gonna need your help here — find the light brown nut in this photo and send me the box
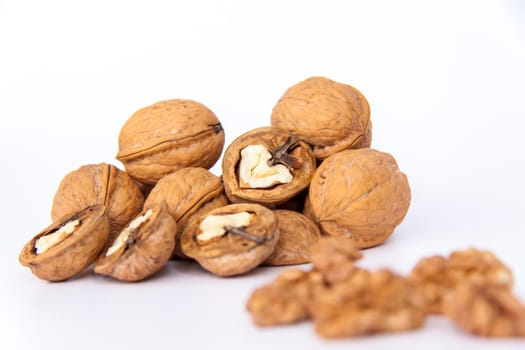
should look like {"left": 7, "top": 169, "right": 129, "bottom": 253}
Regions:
{"left": 409, "top": 248, "right": 514, "bottom": 314}
{"left": 310, "top": 236, "right": 362, "bottom": 284}
{"left": 247, "top": 268, "right": 312, "bottom": 326}
{"left": 19, "top": 205, "right": 109, "bottom": 282}
{"left": 181, "top": 203, "right": 279, "bottom": 277}
{"left": 94, "top": 202, "right": 176, "bottom": 282}
{"left": 143, "top": 167, "right": 229, "bottom": 257}
{"left": 222, "top": 127, "right": 316, "bottom": 207}
{"left": 271, "top": 76, "right": 371, "bottom": 160}
{"left": 51, "top": 163, "right": 144, "bottom": 239}
{"left": 310, "top": 269, "right": 426, "bottom": 338}
{"left": 304, "top": 148, "right": 411, "bottom": 248}
{"left": 443, "top": 278, "right": 525, "bottom": 337}
{"left": 263, "top": 210, "right": 321, "bottom": 266}
{"left": 116, "top": 99, "right": 225, "bottom": 185}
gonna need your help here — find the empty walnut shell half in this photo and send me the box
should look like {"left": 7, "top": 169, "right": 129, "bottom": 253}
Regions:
{"left": 222, "top": 127, "right": 316, "bottom": 207}
{"left": 271, "top": 76, "right": 372, "bottom": 160}
{"left": 94, "top": 202, "right": 176, "bottom": 282}
{"left": 263, "top": 210, "right": 321, "bottom": 266}
{"left": 181, "top": 203, "right": 279, "bottom": 277}
{"left": 19, "top": 205, "right": 110, "bottom": 282}
{"left": 51, "top": 163, "right": 144, "bottom": 239}
{"left": 304, "top": 148, "right": 411, "bottom": 248}
{"left": 144, "top": 167, "right": 229, "bottom": 257}
{"left": 116, "top": 99, "right": 225, "bottom": 185}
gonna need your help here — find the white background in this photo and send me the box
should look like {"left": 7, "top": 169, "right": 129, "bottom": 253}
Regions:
{"left": 1, "top": 0, "right": 524, "bottom": 349}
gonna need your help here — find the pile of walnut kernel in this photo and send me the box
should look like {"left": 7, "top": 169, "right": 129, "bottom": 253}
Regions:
{"left": 247, "top": 237, "right": 525, "bottom": 338}
{"left": 18, "top": 76, "right": 524, "bottom": 339}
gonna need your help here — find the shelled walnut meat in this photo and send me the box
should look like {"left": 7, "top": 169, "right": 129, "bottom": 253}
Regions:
{"left": 409, "top": 248, "right": 514, "bottom": 314}
{"left": 222, "top": 127, "right": 316, "bottom": 207}
{"left": 247, "top": 268, "right": 313, "bottom": 326}
{"left": 271, "top": 76, "right": 372, "bottom": 160}
{"left": 309, "top": 269, "right": 426, "bottom": 338}
{"left": 263, "top": 210, "right": 321, "bottom": 266}
{"left": 94, "top": 202, "right": 176, "bottom": 282}
{"left": 443, "top": 278, "right": 525, "bottom": 337}
{"left": 51, "top": 163, "right": 144, "bottom": 239}
{"left": 19, "top": 205, "right": 110, "bottom": 282}
{"left": 304, "top": 148, "right": 411, "bottom": 248}
{"left": 181, "top": 203, "right": 279, "bottom": 276}
{"left": 117, "top": 99, "right": 225, "bottom": 185}
{"left": 143, "top": 167, "right": 229, "bottom": 257}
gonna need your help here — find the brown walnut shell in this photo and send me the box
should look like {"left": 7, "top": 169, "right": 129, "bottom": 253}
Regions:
{"left": 304, "top": 148, "right": 411, "bottom": 248}
{"left": 181, "top": 203, "right": 279, "bottom": 277}
{"left": 19, "top": 205, "right": 110, "bottom": 282}
{"left": 51, "top": 163, "right": 144, "bottom": 239}
{"left": 116, "top": 99, "right": 225, "bottom": 185}
{"left": 263, "top": 210, "right": 321, "bottom": 266}
{"left": 222, "top": 127, "right": 316, "bottom": 207}
{"left": 271, "top": 76, "right": 372, "bottom": 160}
{"left": 144, "top": 167, "right": 229, "bottom": 257}
{"left": 94, "top": 202, "right": 176, "bottom": 282}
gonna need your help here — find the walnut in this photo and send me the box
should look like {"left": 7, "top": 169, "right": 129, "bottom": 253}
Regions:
{"left": 180, "top": 203, "right": 279, "bottom": 276}
{"left": 271, "top": 76, "right": 371, "bottom": 160}
{"left": 305, "top": 148, "right": 411, "bottom": 248}
{"left": 409, "top": 248, "right": 513, "bottom": 314}
{"left": 222, "top": 127, "right": 316, "bottom": 207}
{"left": 51, "top": 163, "right": 144, "bottom": 239}
{"left": 246, "top": 268, "right": 312, "bottom": 326}
{"left": 143, "top": 167, "right": 229, "bottom": 258}
{"left": 19, "top": 205, "right": 110, "bottom": 282}
{"left": 263, "top": 210, "right": 321, "bottom": 266}
{"left": 310, "top": 236, "right": 362, "bottom": 284}
{"left": 117, "top": 99, "right": 225, "bottom": 185}
{"left": 94, "top": 202, "right": 176, "bottom": 282}
{"left": 310, "top": 269, "right": 426, "bottom": 338}
{"left": 443, "top": 278, "right": 525, "bottom": 337}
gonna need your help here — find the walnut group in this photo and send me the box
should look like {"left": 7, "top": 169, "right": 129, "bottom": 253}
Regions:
{"left": 19, "top": 76, "right": 525, "bottom": 339}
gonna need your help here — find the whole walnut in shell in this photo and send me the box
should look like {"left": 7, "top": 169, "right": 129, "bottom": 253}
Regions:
{"left": 94, "top": 202, "right": 176, "bottom": 282}
{"left": 271, "top": 76, "right": 371, "bottom": 160}
{"left": 222, "top": 127, "right": 316, "bottom": 207}
{"left": 117, "top": 99, "right": 225, "bottom": 185}
{"left": 263, "top": 210, "right": 321, "bottom": 266}
{"left": 304, "top": 148, "right": 411, "bottom": 248}
{"left": 181, "top": 203, "right": 279, "bottom": 277}
{"left": 144, "top": 167, "right": 229, "bottom": 257}
{"left": 51, "top": 163, "right": 144, "bottom": 238}
{"left": 19, "top": 205, "right": 110, "bottom": 282}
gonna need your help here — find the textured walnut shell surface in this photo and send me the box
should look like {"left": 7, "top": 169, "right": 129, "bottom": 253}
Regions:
{"left": 271, "top": 76, "right": 372, "bottom": 160}
{"left": 263, "top": 210, "right": 321, "bottom": 266}
{"left": 181, "top": 203, "right": 279, "bottom": 277}
{"left": 222, "top": 127, "right": 316, "bottom": 207}
{"left": 51, "top": 163, "right": 144, "bottom": 239}
{"left": 19, "top": 205, "right": 109, "bottom": 282}
{"left": 94, "top": 202, "right": 176, "bottom": 282}
{"left": 305, "top": 148, "right": 411, "bottom": 248}
{"left": 117, "top": 99, "right": 225, "bottom": 184}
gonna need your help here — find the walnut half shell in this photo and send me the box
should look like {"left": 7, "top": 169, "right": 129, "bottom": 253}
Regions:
{"left": 181, "top": 203, "right": 279, "bottom": 276}
{"left": 222, "top": 127, "right": 316, "bottom": 207}
{"left": 94, "top": 202, "right": 176, "bottom": 282}
{"left": 19, "top": 205, "right": 109, "bottom": 282}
